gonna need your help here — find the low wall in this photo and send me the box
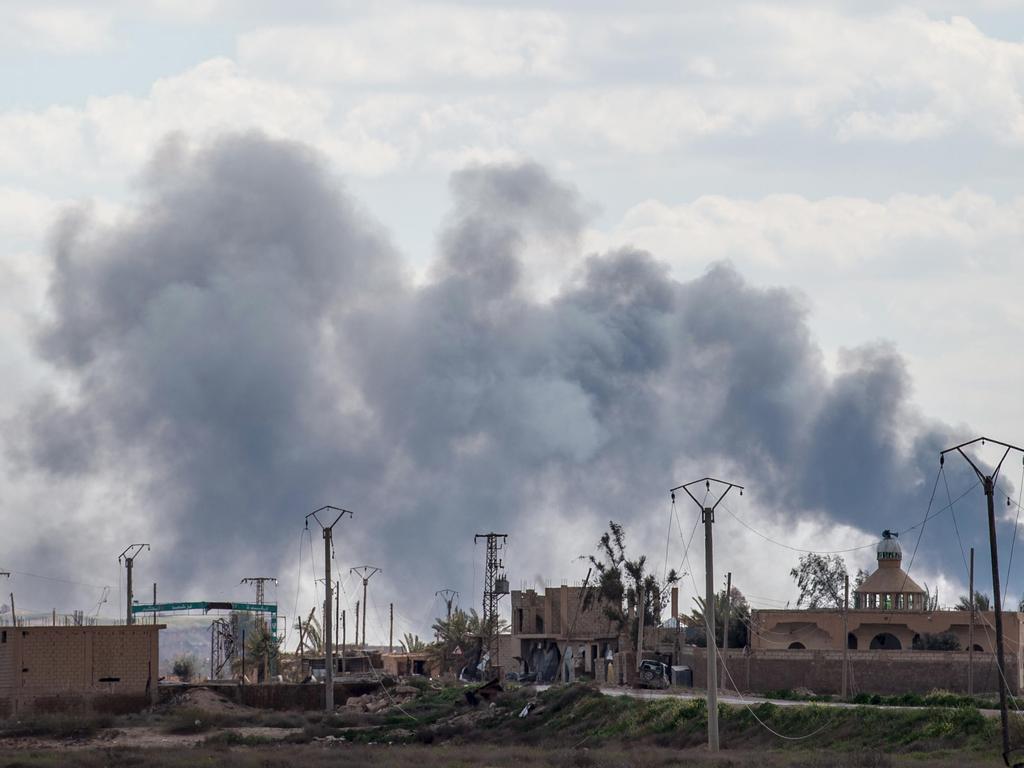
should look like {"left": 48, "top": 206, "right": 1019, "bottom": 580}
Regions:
{"left": 678, "top": 648, "right": 1019, "bottom": 696}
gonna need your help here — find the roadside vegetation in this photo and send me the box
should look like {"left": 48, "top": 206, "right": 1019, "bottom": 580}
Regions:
{"left": 0, "top": 681, "right": 1013, "bottom": 765}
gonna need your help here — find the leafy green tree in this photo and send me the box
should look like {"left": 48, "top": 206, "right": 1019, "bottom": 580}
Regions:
{"left": 582, "top": 521, "right": 679, "bottom": 649}
{"left": 690, "top": 585, "right": 750, "bottom": 648}
{"left": 955, "top": 592, "right": 991, "bottom": 612}
{"left": 790, "top": 553, "right": 849, "bottom": 609}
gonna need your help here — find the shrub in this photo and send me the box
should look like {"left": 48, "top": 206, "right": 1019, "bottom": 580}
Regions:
{"left": 171, "top": 653, "right": 200, "bottom": 682}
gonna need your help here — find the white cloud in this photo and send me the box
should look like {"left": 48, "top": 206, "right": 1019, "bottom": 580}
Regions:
{"left": 0, "top": 5, "right": 113, "bottom": 54}
{"left": 238, "top": 6, "right": 571, "bottom": 84}
{"left": 0, "top": 58, "right": 402, "bottom": 182}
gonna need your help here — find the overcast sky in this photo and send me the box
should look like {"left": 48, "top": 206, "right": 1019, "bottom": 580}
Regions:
{"left": 3, "top": 1, "right": 1024, "bottom": 644}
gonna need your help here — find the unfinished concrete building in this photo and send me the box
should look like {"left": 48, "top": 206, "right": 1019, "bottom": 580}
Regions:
{"left": 0, "top": 624, "right": 162, "bottom": 716}
{"left": 509, "top": 585, "right": 621, "bottom": 683}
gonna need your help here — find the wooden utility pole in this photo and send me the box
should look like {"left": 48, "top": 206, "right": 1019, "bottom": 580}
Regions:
{"left": 636, "top": 583, "right": 646, "bottom": 672}
{"left": 153, "top": 584, "right": 157, "bottom": 625}
{"left": 671, "top": 477, "right": 743, "bottom": 754}
{"left": 968, "top": 547, "right": 975, "bottom": 697}
{"left": 305, "top": 506, "right": 354, "bottom": 713}
{"left": 842, "top": 573, "right": 849, "bottom": 699}
{"left": 355, "top": 601, "right": 360, "bottom": 647}
{"left": 389, "top": 603, "right": 394, "bottom": 653}
{"left": 350, "top": 567, "right": 381, "bottom": 650}
{"left": 722, "top": 572, "right": 731, "bottom": 691}
{"left": 341, "top": 610, "right": 346, "bottom": 674}
{"left": 941, "top": 437, "right": 1023, "bottom": 765}
{"left": 118, "top": 544, "right": 149, "bottom": 625}
{"left": 8, "top": 593, "right": 14, "bottom": 627}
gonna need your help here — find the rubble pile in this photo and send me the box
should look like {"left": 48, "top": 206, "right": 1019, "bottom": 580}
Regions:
{"left": 344, "top": 684, "right": 421, "bottom": 713}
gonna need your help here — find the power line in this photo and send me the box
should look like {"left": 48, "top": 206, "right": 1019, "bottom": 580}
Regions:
{"left": 719, "top": 479, "right": 980, "bottom": 556}
{"left": 0, "top": 569, "right": 109, "bottom": 591}
{"left": 898, "top": 466, "right": 943, "bottom": 595}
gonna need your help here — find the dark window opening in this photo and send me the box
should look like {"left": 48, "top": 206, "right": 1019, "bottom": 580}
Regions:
{"left": 1, "top": 631, "right": 5, "bottom": 643}
{"left": 847, "top": 633, "right": 858, "bottom": 650}
{"left": 870, "top": 632, "right": 902, "bottom": 650}
{"left": 788, "top": 642, "right": 806, "bottom": 650}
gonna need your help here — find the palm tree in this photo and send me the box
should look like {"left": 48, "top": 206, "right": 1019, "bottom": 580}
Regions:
{"left": 690, "top": 585, "right": 750, "bottom": 648}
{"left": 956, "top": 592, "right": 991, "bottom": 612}
{"left": 400, "top": 632, "right": 427, "bottom": 652}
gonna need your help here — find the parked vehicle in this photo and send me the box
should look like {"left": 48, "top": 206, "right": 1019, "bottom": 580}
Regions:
{"left": 637, "top": 659, "right": 669, "bottom": 689}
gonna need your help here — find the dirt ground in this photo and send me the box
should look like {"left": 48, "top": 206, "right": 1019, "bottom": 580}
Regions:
{"left": 0, "top": 743, "right": 1004, "bottom": 767}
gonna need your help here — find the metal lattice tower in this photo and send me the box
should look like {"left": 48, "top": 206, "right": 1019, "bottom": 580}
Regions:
{"left": 474, "top": 533, "right": 508, "bottom": 667}
{"left": 210, "top": 618, "right": 234, "bottom": 679}
{"left": 240, "top": 577, "right": 277, "bottom": 630}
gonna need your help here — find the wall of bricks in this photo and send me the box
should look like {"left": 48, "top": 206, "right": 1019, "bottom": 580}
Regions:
{"left": 0, "top": 625, "right": 162, "bottom": 715}
{"left": 679, "top": 647, "right": 1019, "bottom": 697}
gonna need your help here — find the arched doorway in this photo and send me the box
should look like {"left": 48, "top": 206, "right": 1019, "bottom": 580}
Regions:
{"left": 788, "top": 642, "right": 805, "bottom": 650}
{"left": 870, "top": 632, "right": 901, "bottom": 650}
{"left": 847, "top": 633, "right": 858, "bottom": 650}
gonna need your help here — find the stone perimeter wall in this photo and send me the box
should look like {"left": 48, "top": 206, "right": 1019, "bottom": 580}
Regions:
{"left": 679, "top": 648, "right": 1020, "bottom": 696}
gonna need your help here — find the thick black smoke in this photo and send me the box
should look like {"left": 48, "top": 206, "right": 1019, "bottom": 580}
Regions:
{"left": 9, "top": 133, "right": 1001, "bottom": 630}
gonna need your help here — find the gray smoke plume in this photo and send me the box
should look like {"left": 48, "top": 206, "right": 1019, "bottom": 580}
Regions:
{"left": 7, "top": 132, "right": 1002, "bottom": 629}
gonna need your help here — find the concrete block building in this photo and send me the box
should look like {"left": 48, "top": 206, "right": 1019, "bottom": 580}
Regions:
{"left": 0, "top": 624, "right": 163, "bottom": 716}
{"left": 509, "top": 585, "right": 621, "bottom": 682}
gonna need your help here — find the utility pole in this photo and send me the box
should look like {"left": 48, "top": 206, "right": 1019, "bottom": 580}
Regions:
{"left": 118, "top": 544, "right": 150, "bottom": 626}
{"left": 969, "top": 547, "right": 975, "bottom": 697}
{"left": 436, "top": 589, "right": 459, "bottom": 621}
{"left": 389, "top": 603, "right": 394, "bottom": 653}
{"left": 474, "top": 533, "right": 509, "bottom": 676}
{"left": 305, "top": 506, "right": 353, "bottom": 713}
{"left": 355, "top": 601, "right": 360, "bottom": 647}
{"left": 636, "top": 582, "right": 646, "bottom": 672}
{"left": 671, "top": 477, "right": 744, "bottom": 754}
{"left": 723, "top": 572, "right": 731, "bottom": 691}
{"left": 842, "top": 573, "right": 849, "bottom": 699}
{"left": 153, "top": 584, "right": 157, "bottom": 626}
{"left": 941, "top": 436, "right": 1023, "bottom": 766}
{"left": 1, "top": 573, "right": 8, "bottom": 627}
{"left": 341, "top": 609, "right": 346, "bottom": 674}
{"left": 350, "top": 566, "right": 381, "bottom": 650}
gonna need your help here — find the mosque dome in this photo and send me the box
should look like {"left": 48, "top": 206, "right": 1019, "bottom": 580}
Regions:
{"left": 877, "top": 529, "right": 902, "bottom": 562}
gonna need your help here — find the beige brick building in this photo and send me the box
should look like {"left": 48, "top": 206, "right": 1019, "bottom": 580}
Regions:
{"left": 0, "top": 625, "right": 162, "bottom": 716}
{"left": 743, "top": 531, "right": 1024, "bottom": 694}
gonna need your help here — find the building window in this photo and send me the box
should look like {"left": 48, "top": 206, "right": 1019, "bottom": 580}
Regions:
{"left": 908, "top": 594, "right": 915, "bottom": 610}
{"left": 884, "top": 594, "right": 893, "bottom": 610}
{"left": 1, "top": 631, "right": 5, "bottom": 643}
{"left": 897, "top": 594, "right": 905, "bottom": 610}
{"left": 788, "top": 642, "right": 805, "bottom": 650}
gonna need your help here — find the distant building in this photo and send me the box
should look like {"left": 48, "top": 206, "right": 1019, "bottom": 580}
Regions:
{"left": 751, "top": 531, "right": 1022, "bottom": 655}
{"left": 0, "top": 624, "right": 162, "bottom": 716}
